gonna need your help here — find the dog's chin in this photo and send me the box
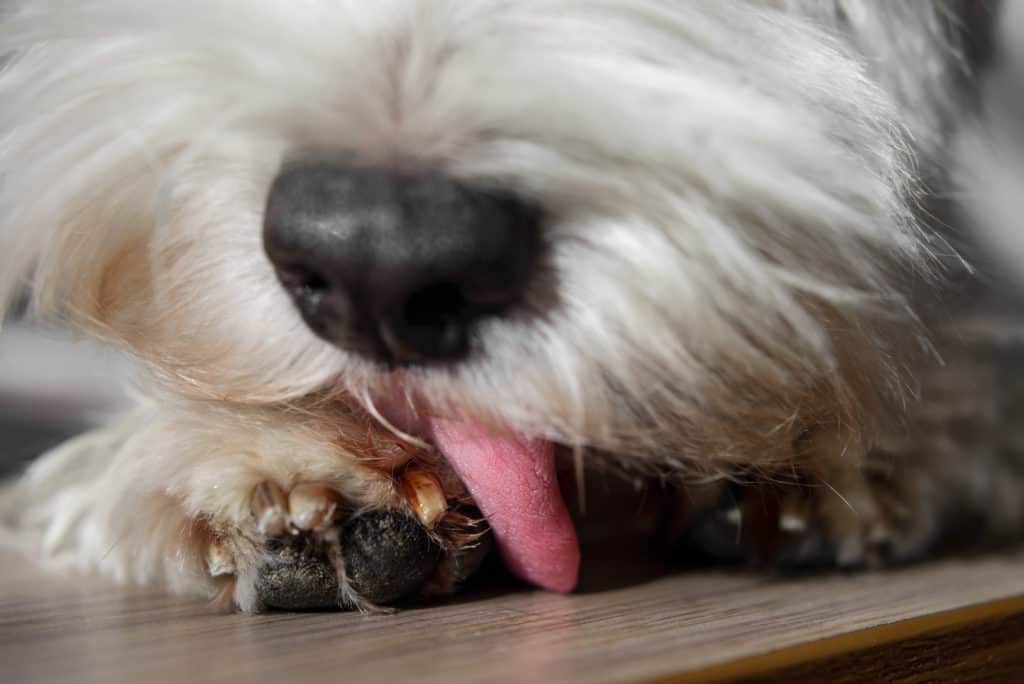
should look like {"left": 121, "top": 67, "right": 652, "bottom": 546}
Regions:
{"left": 367, "top": 387, "right": 581, "bottom": 593}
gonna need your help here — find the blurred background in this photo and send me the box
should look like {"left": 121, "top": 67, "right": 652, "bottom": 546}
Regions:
{"left": 0, "top": 314, "right": 130, "bottom": 478}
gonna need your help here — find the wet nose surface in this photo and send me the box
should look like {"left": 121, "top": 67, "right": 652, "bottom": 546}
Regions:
{"left": 263, "top": 162, "right": 542, "bottom": 365}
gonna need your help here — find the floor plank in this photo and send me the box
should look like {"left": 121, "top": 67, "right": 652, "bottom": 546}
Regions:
{"left": 2, "top": 549, "right": 1023, "bottom": 683}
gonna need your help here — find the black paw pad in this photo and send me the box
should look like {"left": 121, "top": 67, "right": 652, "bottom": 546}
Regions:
{"left": 342, "top": 510, "right": 442, "bottom": 604}
{"left": 254, "top": 543, "right": 340, "bottom": 611}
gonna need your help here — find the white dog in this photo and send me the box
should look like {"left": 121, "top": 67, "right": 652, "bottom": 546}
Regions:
{"left": 2, "top": 0, "right": 1023, "bottom": 612}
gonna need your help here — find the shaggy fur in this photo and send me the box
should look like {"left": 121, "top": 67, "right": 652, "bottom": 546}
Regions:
{"left": 2, "top": 0, "right": 1023, "bottom": 610}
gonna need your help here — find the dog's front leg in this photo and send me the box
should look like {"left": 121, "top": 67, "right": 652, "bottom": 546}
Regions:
{"left": 4, "top": 401, "right": 488, "bottom": 612}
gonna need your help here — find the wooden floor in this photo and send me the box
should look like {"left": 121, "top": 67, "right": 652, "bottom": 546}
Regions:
{"left": 3, "top": 548, "right": 1023, "bottom": 683}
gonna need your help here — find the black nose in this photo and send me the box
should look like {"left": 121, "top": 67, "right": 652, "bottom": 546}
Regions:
{"left": 263, "top": 161, "right": 542, "bottom": 365}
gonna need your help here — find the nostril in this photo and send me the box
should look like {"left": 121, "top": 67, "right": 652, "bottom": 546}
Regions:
{"left": 277, "top": 265, "right": 330, "bottom": 313}
{"left": 403, "top": 283, "right": 469, "bottom": 331}
{"left": 384, "top": 282, "right": 472, "bottom": 362}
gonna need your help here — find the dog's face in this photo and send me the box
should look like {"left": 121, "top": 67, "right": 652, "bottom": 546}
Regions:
{"left": 1, "top": 1, "right": 925, "bottom": 468}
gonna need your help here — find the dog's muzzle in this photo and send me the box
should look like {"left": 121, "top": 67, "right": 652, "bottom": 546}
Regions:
{"left": 263, "top": 161, "right": 542, "bottom": 365}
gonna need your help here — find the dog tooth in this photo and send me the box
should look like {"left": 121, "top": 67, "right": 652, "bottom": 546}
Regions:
{"left": 251, "top": 480, "right": 289, "bottom": 536}
{"left": 207, "top": 538, "right": 236, "bottom": 577}
{"left": 288, "top": 484, "right": 343, "bottom": 531}
{"left": 402, "top": 469, "right": 447, "bottom": 528}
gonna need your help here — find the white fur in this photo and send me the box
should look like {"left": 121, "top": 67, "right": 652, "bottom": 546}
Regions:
{"left": 0, "top": 1, "right": 999, "bottom": 601}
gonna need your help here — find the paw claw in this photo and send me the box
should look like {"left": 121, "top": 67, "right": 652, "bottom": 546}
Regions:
{"left": 721, "top": 506, "right": 743, "bottom": 527}
{"left": 207, "top": 538, "right": 236, "bottom": 577}
{"left": 778, "top": 513, "right": 808, "bottom": 534}
{"left": 402, "top": 468, "right": 447, "bottom": 528}
{"left": 251, "top": 480, "right": 290, "bottom": 537}
{"left": 288, "top": 483, "right": 344, "bottom": 531}
{"left": 777, "top": 490, "right": 811, "bottom": 534}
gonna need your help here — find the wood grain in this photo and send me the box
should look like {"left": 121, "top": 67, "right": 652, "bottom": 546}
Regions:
{"left": 728, "top": 611, "right": 1024, "bottom": 684}
{"left": 2, "top": 548, "right": 1024, "bottom": 683}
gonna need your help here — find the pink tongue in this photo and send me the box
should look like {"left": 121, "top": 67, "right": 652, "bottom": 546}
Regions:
{"left": 429, "top": 419, "right": 580, "bottom": 593}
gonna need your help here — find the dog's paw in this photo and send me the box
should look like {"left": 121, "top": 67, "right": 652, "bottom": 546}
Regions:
{"left": 209, "top": 472, "right": 489, "bottom": 612}
{"left": 679, "top": 460, "right": 935, "bottom": 572}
